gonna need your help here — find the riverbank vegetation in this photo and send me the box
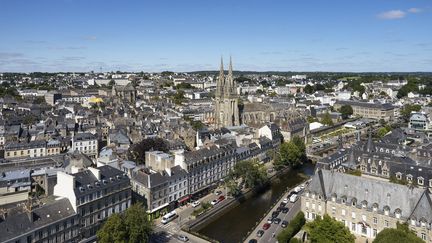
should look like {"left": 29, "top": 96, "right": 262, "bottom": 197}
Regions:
{"left": 305, "top": 214, "right": 355, "bottom": 243}
{"left": 191, "top": 202, "right": 212, "bottom": 217}
{"left": 225, "top": 160, "right": 268, "bottom": 196}
{"left": 274, "top": 136, "right": 307, "bottom": 169}
{"left": 277, "top": 211, "right": 305, "bottom": 243}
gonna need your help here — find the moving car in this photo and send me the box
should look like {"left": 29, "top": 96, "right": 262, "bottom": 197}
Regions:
{"left": 257, "top": 230, "right": 265, "bottom": 237}
{"left": 262, "top": 223, "right": 271, "bottom": 230}
{"left": 177, "top": 235, "right": 189, "bottom": 242}
{"left": 191, "top": 201, "right": 201, "bottom": 208}
{"left": 161, "top": 211, "right": 178, "bottom": 224}
{"left": 281, "top": 220, "right": 288, "bottom": 228}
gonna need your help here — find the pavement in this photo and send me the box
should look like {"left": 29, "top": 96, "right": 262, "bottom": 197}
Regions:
{"left": 243, "top": 183, "right": 307, "bottom": 243}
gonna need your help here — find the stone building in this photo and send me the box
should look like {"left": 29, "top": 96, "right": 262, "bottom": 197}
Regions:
{"left": 214, "top": 57, "right": 240, "bottom": 128}
{"left": 302, "top": 169, "right": 432, "bottom": 242}
{"left": 334, "top": 100, "right": 395, "bottom": 121}
{"left": 112, "top": 83, "right": 137, "bottom": 103}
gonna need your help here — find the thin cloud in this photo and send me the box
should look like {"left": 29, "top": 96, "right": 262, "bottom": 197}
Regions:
{"left": 83, "top": 36, "right": 97, "bottom": 41}
{"left": 408, "top": 8, "right": 422, "bottom": 14}
{"left": 377, "top": 10, "right": 406, "bottom": 20}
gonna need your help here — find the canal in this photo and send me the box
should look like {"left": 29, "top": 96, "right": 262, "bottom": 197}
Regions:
{"left": 198, "top": 163, "right": 315, "bottom": 243}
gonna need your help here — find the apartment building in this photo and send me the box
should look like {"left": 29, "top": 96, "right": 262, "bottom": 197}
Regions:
{"left": 54, "top": 166, "right": 132, "bottom": 241}
{"left": 334, "top": 100, "right": 395, "bottom": 121}
{"left": 302, "top": 170, "right": 432, "bottom": 242}
{"left": 72, "top": 133, "right": 98, "bottom": 158}
{"left": 4, "top": 140, "right": 47, "bottom": 159}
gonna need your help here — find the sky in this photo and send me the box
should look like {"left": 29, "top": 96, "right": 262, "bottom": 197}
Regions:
{"left": 0, "top": 0, "right": 431, "bottom": 73}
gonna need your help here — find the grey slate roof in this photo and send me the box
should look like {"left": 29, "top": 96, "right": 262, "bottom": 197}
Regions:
{"left": 307, "top": 170, "right": 431, "bottom": 221}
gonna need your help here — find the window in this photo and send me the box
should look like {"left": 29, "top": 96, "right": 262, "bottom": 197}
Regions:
{"left": 421, "top": 233, "right": 426, "bottom": 241}
{"left": 351, "top": 223, "right": 356, "bottom": 231}
{"left": 384, "top": 220, "right": 389, "bottom": 227}
{"left": 418, "top": 177, "right": 424, "bottom": 186}
{"left": 342, "top": 209, "right": 346, "bottom": 216}
{"left": 373, "top": 229, "right": 377, "bottom": 237}
{"left": 373, "top": 217, "right": 377, "bottom": 224}
{"left": 352, "top": 212, "right": 356, "bottom": 219}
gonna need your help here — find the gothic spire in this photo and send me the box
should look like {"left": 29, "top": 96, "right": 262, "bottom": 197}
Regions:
{"left": 228, "top": 56, "right": 233, "bottom": 81}
{"left": 217, "top": 57, "right": 224, "bottom": 98}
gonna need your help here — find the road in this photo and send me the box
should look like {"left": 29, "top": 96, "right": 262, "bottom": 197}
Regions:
{"left": 150, "top": 186, "right": 229, "bottom": 243}
{"left": 243, "top": 184, "right": 306, "bottom": 243}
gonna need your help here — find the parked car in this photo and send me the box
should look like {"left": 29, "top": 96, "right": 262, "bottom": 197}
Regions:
{"left": 248, "top": 239, "right": 258, "bottom": 243}
{"left": 273, "top": 218, "right": 281, "bottom": 224}
{"left": 289, "top": 194, "right": 298, "bottom": 203}
{"left": 267, "top": 218, "right": 273, "bottom": 224}
{"left": 177, "top": 235, "right": 189, "bottom": 242}
{"left": 282, "top": 207, "right": 289, "bottom": 214}
{"left": 211, "top": 199, "right": 219, "bottom": 206}
{"left": 214, "top": 190, "right": 222, "bottom": 195}
{"left": 218, "top": 195, "right": 225, "bottom": 202}
{"left": 281, "top": 220, "right": 288, "bottom": 228}
{"left": 271, "top": 211, "right": 279, "bottom": 218}
{"left": 263, "top": 223, "right": 271, "bottom": 230}
{"left": 257, "top": 230, "right": 265, "bottom": 237}
{"left": 294, "top": 186, "right": 303, "bottom": 193}
{"left": 191, "top": 201, "right": 200, "bottom": 208}
{"left": 282, "top": 198, "right": 289, "bottom": 204}
{"left": 280, "top": 202, "right": 287, "bottom": 208}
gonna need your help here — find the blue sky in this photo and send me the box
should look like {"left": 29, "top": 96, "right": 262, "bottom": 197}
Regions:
{"left": 0, "top": 0, "right": 431, "bottom": 72}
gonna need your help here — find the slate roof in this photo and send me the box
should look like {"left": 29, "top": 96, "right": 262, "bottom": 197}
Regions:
{"left": 307, "top": 170, "right": 431, "bottom": 221}
{"left": 0, "top": 198, "right": 76, "bottom": 242}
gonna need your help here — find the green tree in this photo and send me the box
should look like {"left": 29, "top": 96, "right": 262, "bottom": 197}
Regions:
{"left": 377, "top": 127, "right": 391, "bottom": 138}
{"left": 339, "top": 105, "right": 353, "bottom": 119}
{"left": 304, "top": 84, "right": 314, "bottom": 94}
{"left": 277, "top": 212, "right": 305, "bottom": 243}
{"left": 97, "top": 213, "right": 127, "bottom": 243}
{"left": 127, "top": 137, "right": 169, "bottom": 164}
{"left": 278, "top": 141, "right": 302, "bottom": 168}
{"left": 321, "top": 112, "right": 334, "bottom": 126}
{"left": 306, "top": 214, "right": 355, "bottom": 243}
{"left": 373, "top": 222, "right": 424, "bottom": 243}
{"left": 108, "top": 79, "right": 116, "bottom": 88}
{"left": 400, "top": 104, "right": 422, "bottom": 122}
{"left": 97, "top": 204, "right": 153, "bottom": 243}
{"left": 231, "top": 160, "right": 268, "bottom": 189}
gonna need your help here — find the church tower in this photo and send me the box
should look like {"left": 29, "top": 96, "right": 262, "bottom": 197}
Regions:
{"left": 215, "top": 57, "right": 240, "bottom": 127}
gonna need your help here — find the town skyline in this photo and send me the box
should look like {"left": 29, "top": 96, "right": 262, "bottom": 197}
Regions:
{"left": 1, "top": 0, "right": 432, "bottom": 73}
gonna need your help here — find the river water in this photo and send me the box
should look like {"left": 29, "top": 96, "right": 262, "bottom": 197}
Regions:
{"left": 198, "top": 163, "right": 315, "bottom": 243}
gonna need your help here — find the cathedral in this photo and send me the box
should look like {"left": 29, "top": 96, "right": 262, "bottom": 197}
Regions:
{"left": 214, "top": 57, "right": 240, "bottom": 128}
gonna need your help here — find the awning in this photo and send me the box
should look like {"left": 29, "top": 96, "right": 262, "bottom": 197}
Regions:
{"left": 178, "top": 195, "right": 191, "bottom": 203}
{"left": 146, "top": 203, "right": 169, "bottom": 213}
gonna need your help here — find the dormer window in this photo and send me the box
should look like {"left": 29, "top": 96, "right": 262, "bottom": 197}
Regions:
{"left": 418, "top": 177, "right": 424, "bottom": 186}
{"left": 395, "top": 209, "right": 401, "bottom": 219}
{"left": 396, "top": 172, "right": 402, "bottom": 180}
{"left": 407, "top": 175, "right": 413, "bottom": 182}
{"left": 372, "top": 203, "right": 378, "bottom": 212}
{"left": 384, "top": 206, "right": 390, "bottom": 216}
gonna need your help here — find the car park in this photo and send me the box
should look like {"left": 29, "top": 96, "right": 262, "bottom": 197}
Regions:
{"left": 257, "top": 230, "right": 264, "bottom": 237}
{"left": 263, "top": 223, "right": 271, "bottom": 230}
{"left": 281, "top": 220, "right": 288, "bottom": 228}
{"left": 177, "top": 235, "right": 189, "bottom": 242}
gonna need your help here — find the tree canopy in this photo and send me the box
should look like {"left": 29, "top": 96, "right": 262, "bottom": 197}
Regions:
{"left": 321, "top": 112, "right": 334, "bottom": 126}
{"left": 97, "top": 204, "right": 153, "bottom": 243}
{"left": 276, "top": 136, "right": 306, "bottom": 168}
{"left": 305, "top": 214, "right": 355, "bottom": 243}
{"left": 339, "top": 105, "right": 353, "bottom": 119}
{"left": 277, "top": 212, "right": 305, "bottom": 243}
{"left": 127, "top": 137, "right": 169, "bottom": 164}
{"left": 400, "top": 104, "right": 422, "bottom": 122}
{"left": 230, "top": 160, "right": 267, "bottom": 189}
{"left": 373, "top": 222, "right": 424, "bottom": 243}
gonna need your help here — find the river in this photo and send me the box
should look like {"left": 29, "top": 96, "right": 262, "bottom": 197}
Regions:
{"left": 198, "top": 163, "right": 315, "bottom": 243}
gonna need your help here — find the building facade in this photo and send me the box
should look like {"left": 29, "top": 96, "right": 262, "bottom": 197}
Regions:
{"left": 72, "top": 133, "right": 98, "bottom": 159}
{"left": 302, "top": 170, "right": 432, "bottom": 242}
{"left": 334, "top": 100, "right": 395, "bottom": 121}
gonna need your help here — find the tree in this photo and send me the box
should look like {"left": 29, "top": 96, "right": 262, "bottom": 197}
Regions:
{"left": 231, "top": 160, "right": 268, "bottom": 189}
{"left": 277, "top": 212, "right": 305, "bottom": 243}
{"left": 304, "top": 84, "right": 314, "bottom": 94}
{"left": 377, "top": 127, "right": 390, "bottom": 138}
{"left": 373, "top": 222, "right": 424, "bottom": 243}
{"left": 97, "top": 213, "right": 127, "bottom": 243}
{"left": 278, "top": 141, "right": 303, "bottom": 168}
{"left": 97, "top": 204, "right": 153, "bottom": 243}
{"left": 127, "top": 137, "right": 169, "bottom": 164}
{"left": 108, "top": 79, "right": 116, "bottom": 88}
{"left": 339, "top": 105, "right": 353, "bottom": 119}
{"left": 305, "top": 214, "right": 355, "bottom": 243}
{"left": 400, "top": 104, "right": 422, "bottom": 122}
{"left": 321, "top": 112, "right": 334, "bottom": 126}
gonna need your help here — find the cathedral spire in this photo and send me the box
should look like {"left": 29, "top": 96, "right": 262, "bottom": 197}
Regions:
{"left": 216, "top": 57, "right": 224, "bottom": 98}
{"left": 228, "top": 56, "right": 233, "bottom": 81}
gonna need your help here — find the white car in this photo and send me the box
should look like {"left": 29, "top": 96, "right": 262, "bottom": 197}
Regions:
{"left": 283, "top": 198, "right": 289, "bottom": 204}
{"left": 293, "top": 186, "right": 302, "bottom": 193}
{"left": 191, "top": 201, "right": 201, "bottom": 208}
{"left": 211, "top": 199, "right": 219, "bottom": 206}
{"left": 289, "top": 194, "right": 298, "bottom": 203}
